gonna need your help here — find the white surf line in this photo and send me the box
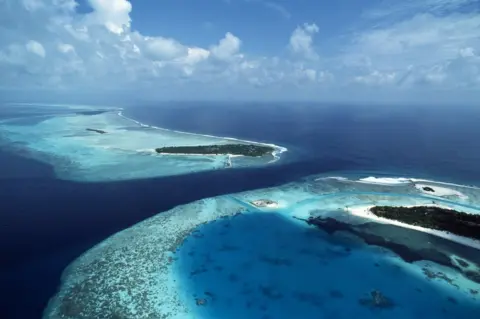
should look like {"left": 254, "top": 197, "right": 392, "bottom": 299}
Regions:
{"left": 314, "top": 176, "right": 410, "bottom": 185}
{"left": 414, "top": 184, "right": 469, "bottom": 200}
{"left": 356, "top": 176, "right": 480, "bottom": 190}
{"left": 155, "top": 152, "right": 235, "bottom": 157}
{"left": 315, "top": 175, "right": 480, "bottom": 190}
{"left": 226, "top": 154, "right": 232, "bottom": 167}
{"left": 410, "top": 178, "right": 480, "bottom": 190}
{"left": 358, "top": 177, "right": 412, "bottom": 185}
{"left": 117, "top": 111, "right": 288, "bottom": 160}
{"left": 316, "top": 176, "right": 349, "bottom": 181}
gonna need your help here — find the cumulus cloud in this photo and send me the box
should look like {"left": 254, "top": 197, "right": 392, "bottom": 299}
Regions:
{"left": 342, "top": 10, "right": 480, "bottom": 92}
{"left": 143, "top": 36, "right": 187, "bottom": 60}
{"left": 57, "top": 43, "right": 75, "bottom": 54}
{"left": 26, "top": 40, "right": 46, "bottom": 57}
{"left": 0, "top": 0, "right": 248, "bottom": 91}
{"left": 353, "top": 70, "right": 397, "bottom": 86}
{"left": 0, "top": 0, "right": 478, "bottom": 102}
{"left": 289, "top": 23, "right": 319, "bottom": 60}
{"left": 350, "top": 13, "right": 480, "bottom": 67}
{"left": 459, "top": 47, "right": 476, "bottom": 58}
{"left": 22, "top": 0, "right": 45, "bottom": 12}
{"left": 210, "top": 33, "right": 242, "bottom": 61}
{"left": 86, "top": 0, "right": 132, "bottom": 34}
{"left": 397, "top": 52, "right": 480, "bottom": 88}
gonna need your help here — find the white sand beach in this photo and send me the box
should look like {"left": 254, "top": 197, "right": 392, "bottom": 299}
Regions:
{"left": 251, "top": 199, "right": 280, "bottom": 208}
{"left": 357, "top": 177, "right": 412, "bottom": 185}
{"left": 414, "top": 184, "right": 469, "bottom": 199}
{"left": 156, "top": 152, "right": 246, "bottom": 157}
{"left": 345, "top": 205, "right": 480, "bottom": 250}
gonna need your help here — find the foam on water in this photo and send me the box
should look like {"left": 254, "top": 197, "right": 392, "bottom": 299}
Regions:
{"left": 116, "top": 111, "right": 287, "bottom": 162}
{"left": 43, "top": 174, "right": 480, "bottom": 319}
{"left": 0, "top": 105, "right": 286, "bottom": 181}
{"left": 331, "top": 175, "right": 480, "bottom": 190}
{"left": 314, "top": 175, "right": 480, "bottom": 206}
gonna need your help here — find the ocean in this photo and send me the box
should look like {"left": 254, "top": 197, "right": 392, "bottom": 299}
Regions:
{"left": 1, "top": 102, "right": 480, "bottom": 318}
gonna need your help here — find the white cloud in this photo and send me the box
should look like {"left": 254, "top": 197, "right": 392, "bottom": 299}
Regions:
{"left": 63, "top": 25, "right": 90, "bottom": 42}
{"left": 22, "top": 0, "right": 44, "bottom": 11}
{"left": 303, "top": 69, "right": 316, "bottom": 81}
{"left": 25, "top": 40, "right": 46, "bottom": 57}
{"left": 241, "top": 0, "right": 291, "bottom": 19}
{"left": 459, "top": 47, "right": 476, "bottom": 58}
{"left": 86, "top": 0, "right": 132, "bottom": 34}
{"left": 354, "top": 70, "right": 397, "bottom": 86}
{"left": 143, "top": 36, "right": 186, "bottom": 60}
{"left": 53, "top": 0, "right": 78, "bottom": 12}
{"left": 289, "top": 23, "right": 319, "bottom": 60}
{"left": 263, "top": 1, "right": 291, "bottom": 19}
{"left": 342, "top": 11, "right": 480, "bottom": 92}
{"left": 399, "top": 53, "right": 480, "bottom": 88}
{"left": 363, "top": 0, "right": 478, "bottom": 21}
{"left": 210, "top": 32, "right": 242, "bottom": 61}
{"left": 0, "top": 0, "right": 478, "bottom": 102}
{"left": 57, "top": 43, "right": 75, "bottom": 54}
{"left": 351, "top": 13, "right": 480, "bottom": 67}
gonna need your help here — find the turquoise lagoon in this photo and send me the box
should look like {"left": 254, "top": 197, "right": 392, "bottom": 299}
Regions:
{"left": 0, "top": 104, "right": 286, "bottom": 182}
{"left": 43, "top": 175, "right": 480, "bottom": 318}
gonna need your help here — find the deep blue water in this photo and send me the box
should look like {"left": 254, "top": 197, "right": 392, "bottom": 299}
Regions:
{"left": 1, "top": 102, "right": 480, "bottom": 318}
{"left": 125, "top": 102, "right": 480, "bottom": 184}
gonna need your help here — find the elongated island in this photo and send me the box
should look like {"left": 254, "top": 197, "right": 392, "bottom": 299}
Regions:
{"left": 369, "top": 206, "right": 480, "bottom": 240}
{"left": 43, "top": 175, "right": 480, "bottom": 319}
{"left": 155, "top": 144, "right": 275, "bottom": 157}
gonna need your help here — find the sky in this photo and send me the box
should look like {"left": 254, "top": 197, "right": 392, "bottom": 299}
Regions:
{"left": 0, "top": 0, "right": 479, "bottom": 104}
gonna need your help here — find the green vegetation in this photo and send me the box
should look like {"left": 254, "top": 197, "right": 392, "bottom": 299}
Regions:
{"left": 370, "top": 206, "right": 480, "bottom": 239}
{"left": 155, "top": 144, "right": 274, "bottom": 157}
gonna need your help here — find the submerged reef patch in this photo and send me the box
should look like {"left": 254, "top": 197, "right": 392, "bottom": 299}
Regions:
{"left": 0, "top": 105, "right": 286, "bottom": 181}
{"left": 44, "top": 174, "right": 480, "bottom": 318}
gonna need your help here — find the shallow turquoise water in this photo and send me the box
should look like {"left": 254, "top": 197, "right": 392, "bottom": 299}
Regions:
{"left": 4, "top": 103, "right": 480, "bottom": 319}
{"left": 0, "top": 105, "right": 285, "bottom": 181}
{"left": 174, "top": 212, "right": 479, "bottom": 319}
{"left": 42, "top": 174, "right": 480, "bottom": 319}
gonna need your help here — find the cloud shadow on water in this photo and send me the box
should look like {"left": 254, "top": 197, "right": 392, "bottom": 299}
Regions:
{"left": 174, "top": 212, "right": 480, "bottom": 319}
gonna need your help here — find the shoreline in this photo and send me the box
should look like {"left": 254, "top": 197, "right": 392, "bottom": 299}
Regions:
{"left": 116, "top": 110, "right": 288, "bottom": 161}
{"left": 345, "top": 205, "right": 480, "bottom": 250}
{"left": 414, "top": 183, "right": 468, "bottom": 199}
{"left": 315, "top": 175, "right": 480, "bottom": 190}
{"left": 136, "top": 149, "right": 267, "bottom": 159}
{"left": 155, "top": 152, "right": 244, "bottom": 157}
